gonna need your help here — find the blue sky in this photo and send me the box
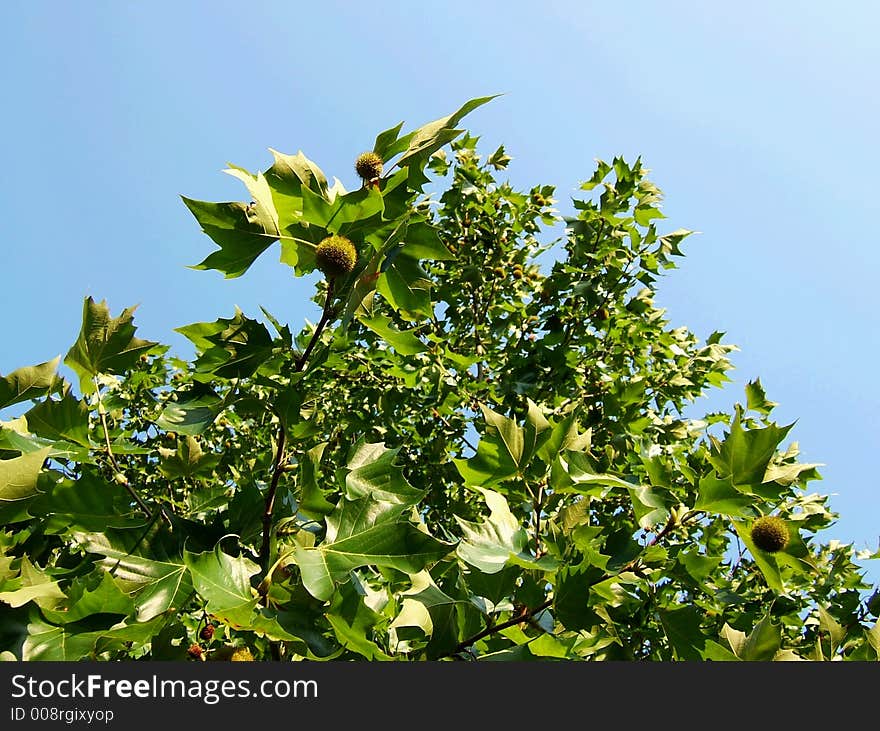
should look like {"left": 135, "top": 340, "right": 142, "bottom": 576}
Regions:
{"left": 1, "top": 1, "right": 877, "bottom": 586}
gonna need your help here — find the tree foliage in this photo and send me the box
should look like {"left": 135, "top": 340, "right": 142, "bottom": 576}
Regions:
{"left": 1, "top": 98, "right": 877, "bottom": 661}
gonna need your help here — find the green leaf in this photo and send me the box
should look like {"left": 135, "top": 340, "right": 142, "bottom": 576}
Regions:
{"left": 0, "top": 358, "right": 60, "bottom": 410}
{"left": 702, "top": 640, "right": 740, "bottom": 661}
{"left": 723, "top": 615, "right": 781, "bottom": 661}
{"left": 344, "top": 442, "right": 425, "bottom": 505}
{"left": 480, "top": 405, "right": 524, "bottom": 468}
{"left": 265, "top": 148, "right": 329, "bottom": 207}
{"left": 745, "top": 378, "right": 778, "bottom": 415}
{"left": 708, "top": 409, "right": 793, "bottom": 487}
{"left": 74, "top": 529, "right": 192, "bottom": 622}
{"left": 694, "top": 475, "right": 753, "bottom": 517}
{"left": 0, "top": 556, "right": 65, "bottom": 609}
{"left": 326, "top": 579, "right": 393, "bottom": 660}
{"left": 294, "top": 522, "right": 452, "bottom": 601}
{"left": 359, "top": 314, "right": 427, "bottom": 355}
{"left": 301, "top": 184, "right": 385, "bottom": 234}
{"left": 178, "top": 308, "right": 273, "bottom": 379}
{"left": 390, "top": 570, "right": 474, "bottom": 658}
{"left": 184, "top": 545, "right": 260, "bottom": 628}
{"left": 0, "top": 447, "right": 50, "bottom": 506}
{"left": 373, "top": 121, "right": 406, "bottom": 162}
{"left": 23, "top": 616, "right": 100, "bottom": 661}
{"left": 159, "top": 436, "right": 221, "bottom": 480}
{"left": 400, "top": 221, "right": 453, "bottom": 261}
{"left": 29, "top": 473, "right": 147, "bottom": 533}
{"left": 521, "top": 399, "right": 552, "bottom": 468}
{"left": 455, "top": 487, "right": 553, "bottom": 574}
{"left": 24, "top": 389, "right": 90, "bottom": 447}
{"left": 324, "top": 497, "right": 411, "bottom": 544}
{"left": 183, "top": 196, "right": 279, "bottom": 279}
{"left": 536, "top": 409, "right": 591, "bottom": 464}
{"left": 41, "top": 573, "right": 134, "bottom": 625}
{"left": 454, "top": 437, "right": 518, "bottom": 488}
{"left": 223, "top": 166, "right": 280, "bottom": 235}
{"left": 155, "top": 383, "right": 224, "bottom": 436}
{"left": 817, "top": 606, "right": 846, "bottom": 655}
{"left": 554, "top": 452, "right": 636, "bottom": 494}
{"left": 658, "top": 606, "right": 708, "bottom": 661}
{"left": 298, "top": 443, "right": 335, "bottom": 518}
{"left": 394, "top": 96, "right": 499, "bottom": 172}
{"left": 627, "top": 485, "right": 670, "bottom": 530}
{"left": 553, "top": 562, "right": 602, "bottom": 631}
{"left": 377, "top": 254, "right": 433, "bottom": 321}
{"left": 64, "top": 297, "right": 157, "bottom": 393}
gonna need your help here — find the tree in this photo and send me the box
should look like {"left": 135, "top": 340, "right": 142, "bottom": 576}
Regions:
{"left": 0, "top": 97, "right": 877, "bottom": 662}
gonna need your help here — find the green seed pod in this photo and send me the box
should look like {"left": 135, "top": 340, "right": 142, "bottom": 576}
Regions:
{"left": 355, "top": 151, "right": 383, "bottom": 182}
{"left": 750, "top": 516, "right": 789, "bottom": 553}
{"left": 315, "top": 235, "right": 357, "bottom": 279}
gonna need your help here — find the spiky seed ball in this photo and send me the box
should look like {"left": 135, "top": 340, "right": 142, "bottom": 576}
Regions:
{"left": 355, "top": 151, "right": 383, "bottom": 182}
{"left": 750, "top": 516, "right": 789, "bottom": 553}
{"left": 315, "top": 235, "right": 357, "bottom": 279}
{"left": 199, "top": 624, "right": 215, "bottom": 641}
{"left": 187, "top": 643, "right": 204, "bottom": 660}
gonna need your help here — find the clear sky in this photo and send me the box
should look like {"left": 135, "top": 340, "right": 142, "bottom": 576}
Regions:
{"left": 1, "top": 1, "right": 877, "bottom": 586}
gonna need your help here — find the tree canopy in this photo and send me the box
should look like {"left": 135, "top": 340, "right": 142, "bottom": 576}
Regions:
{"left": 1, "top": 98, "right": 877, "bottom": 661}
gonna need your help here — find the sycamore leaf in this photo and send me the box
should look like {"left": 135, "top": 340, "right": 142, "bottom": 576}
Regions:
{"left": 294, "top": 521, "right": 452, "bottom": 602}
{"left": 456, "top": 487, "right": 554, "bottom": 574}
{"left": 64, "top": 297, "right": 157, "bottom": 393}
{"left": 0, "top": 448, "right": 50, "bottom": 505}
{"left": 183, "top": 196, "right": 279, "bottom": 279}
{"left": 0, "top": 358, "right": 60, "bottom": 410}
{"left": 24, "top": 389, "right": 90, "bottom": 447}
{"left": 184, "top": 546, "right": 261, "bottom": 629}
{"left": 707, "top": 409, "right": 793, "bottom": 487}
{"left": 344, "top": 442, "right": 424, "bottom": 504}
{"left": 0, "top": 556, "right": 65, "bottom": 609}
{"left": 159, "top": 436, "right": 221, "bottom": 480}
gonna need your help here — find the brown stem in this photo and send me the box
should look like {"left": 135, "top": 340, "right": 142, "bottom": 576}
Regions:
{"left": 294, "top": 280, "right": 336, "bottom": 371}
{"left": 259, "top": 424, "right": 287, "bottom": 570}
{"left": 440, "top": 598, "right": 553, "bottom": 659}
{"left": 260, "top": 281, "right": 337, "bottom": 571}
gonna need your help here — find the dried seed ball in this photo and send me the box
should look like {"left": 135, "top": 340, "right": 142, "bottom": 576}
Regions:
{"left": 355, "top": 151, "right": 383, "bottom": 182}
{"left": 315, "top": 235, "right": 357, "bottom": 278}
{"left": 199, "top": 624, "right": 215, "bottom": 641}
{"left": 750, "top": 516, "right": 789, "bottom": 553}
{"left": 187, "top": 643, "right": 204, "bottom": 660}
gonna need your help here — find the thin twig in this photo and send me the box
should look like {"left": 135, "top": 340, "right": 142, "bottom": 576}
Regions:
{"left": 440, "top": 598, "right": 554, "bottom": 659}
{"left": 94, "top": 378, "right": 162, "bottom": 521}
{"left": 259, "top": 281, "right": 337, "bottom": 571}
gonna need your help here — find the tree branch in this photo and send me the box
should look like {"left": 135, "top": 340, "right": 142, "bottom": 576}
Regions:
{"left": 260, "top": 281, "right": 337, "bottom": 571}
{"left": 439, "top": 598, "right": 553, "bottom": 659}
{"left": 94, "top": 378, "right": 166, "bottom": 523}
